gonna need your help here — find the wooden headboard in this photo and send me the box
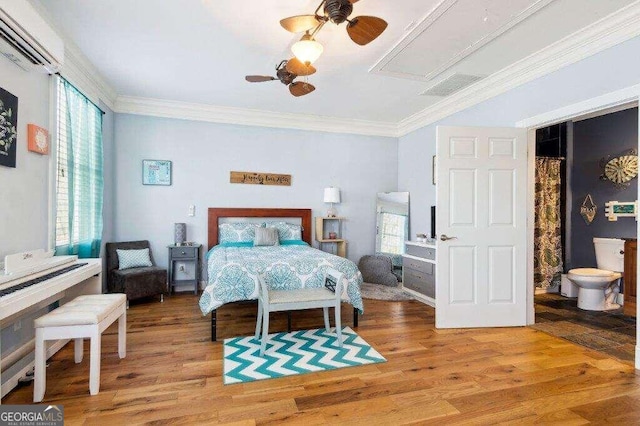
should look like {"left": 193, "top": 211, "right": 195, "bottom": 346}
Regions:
{"left": 208, "top": 208, "right": 312, "bottom": 249}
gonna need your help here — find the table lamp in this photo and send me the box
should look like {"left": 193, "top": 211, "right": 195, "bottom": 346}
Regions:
{"left": 323, "top": 187, "right": 340, "bottom": 217}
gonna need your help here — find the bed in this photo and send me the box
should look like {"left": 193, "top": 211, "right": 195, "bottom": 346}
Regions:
{"left": 200, "top": 208, "right": 363, "bottom": 341}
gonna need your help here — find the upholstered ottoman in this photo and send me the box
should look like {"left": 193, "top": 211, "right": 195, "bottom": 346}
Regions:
{"left": 33, "top": 294, "right": 127, "bottom": 402}
{"left": 358, "top": 255, "right": 399, "bottom": 287}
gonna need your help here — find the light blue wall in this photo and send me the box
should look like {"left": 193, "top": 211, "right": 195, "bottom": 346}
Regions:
{"left": 0, "top": 56, "right": 51, "bottom": 259}
{"left": 0, "top": 58, "right": 116, "bottom": 389}
{"left": 0, "top": 58, "right": 52, "bottom": 389}
{"left": 399, "top": 36, "right": 640, "bottom": 235}
{"left": 113, "top": 114, "right": 398, "bottom": 281}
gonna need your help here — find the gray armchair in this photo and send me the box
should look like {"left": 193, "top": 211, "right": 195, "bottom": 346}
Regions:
{"left": 105, "top": 241, "right": 167, "bottom": 302}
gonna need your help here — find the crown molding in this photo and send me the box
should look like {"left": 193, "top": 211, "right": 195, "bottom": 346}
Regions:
{"left": 114, "top": 2, "right": 640, "bottom": 139}
{"left": 29, "top": 0, "right": 117, "bottom": 110}
{"left": 397, "top": 1, "right": 640, "bottom": 137}
{"left": 516, "top": 84, "right": 640, "bottom": 129}
{"left": 114, "top": 96, "right": 400, "bottom": 138}
{"left": 61, "top": 44, "right": 117, "bottom": 111}
{"left": 30, "top": 0, "right": 640, "bottom": 138}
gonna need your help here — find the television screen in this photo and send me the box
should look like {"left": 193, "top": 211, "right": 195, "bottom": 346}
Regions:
{"left": 430, "top": 206, "right": 436, "bottom": 239}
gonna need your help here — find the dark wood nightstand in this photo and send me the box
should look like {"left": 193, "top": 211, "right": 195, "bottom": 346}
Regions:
{"left": 167, "top": 244, "right": 202, "bottom": 295}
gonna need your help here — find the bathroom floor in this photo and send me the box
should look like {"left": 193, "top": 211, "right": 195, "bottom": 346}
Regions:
{"left": 532, "top": 293, "right": 636, "bottom": 363}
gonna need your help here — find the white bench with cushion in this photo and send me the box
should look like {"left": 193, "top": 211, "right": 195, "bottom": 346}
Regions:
{"left": 33, "top": 294, "right": 127, "bottom": 402}
{"left": 255, "top": 268, "right": 345, "bottom": 356}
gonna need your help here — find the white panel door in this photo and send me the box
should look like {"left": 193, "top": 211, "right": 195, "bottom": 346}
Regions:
{"left": 436, "top": 126, "right": 528, "bottom": 328}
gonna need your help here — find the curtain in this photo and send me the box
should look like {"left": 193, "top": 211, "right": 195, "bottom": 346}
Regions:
{"left": 55, "top": 78, "right": 103, "bottom": 258}
{"left": 534, "top": 158, "right": 563, "bottom": 289}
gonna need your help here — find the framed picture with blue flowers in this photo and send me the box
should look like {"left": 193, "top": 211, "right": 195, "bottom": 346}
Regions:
{"left": 0, "top": 87, "right": 18, "bottom": 168}
{"left": 142, "top": 159, "right": 172, "bottom": 185}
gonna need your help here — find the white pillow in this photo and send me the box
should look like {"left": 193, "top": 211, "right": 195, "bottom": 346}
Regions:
{"left": 117, "top": 248, "right": 152, "bottom": 269}
{"left": 263, "top": 221, "right": 303, "bottom": 241}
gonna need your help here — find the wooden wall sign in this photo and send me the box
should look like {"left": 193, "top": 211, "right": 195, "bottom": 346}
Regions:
{"left": 230, "top": 171, "right": 291, "bottom": 186}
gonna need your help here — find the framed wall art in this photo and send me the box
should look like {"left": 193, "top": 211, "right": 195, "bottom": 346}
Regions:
{"left": 0, "top": 87, "right": 18, "bottom": 168}
{"left": 142, "top": 159, "right": 172, "bottom": 186}
{"left": 27, "top": 124, "right": 49, "bottom": 155}
{"left": 604, "top": 200, "right": 637, "bottom": 222}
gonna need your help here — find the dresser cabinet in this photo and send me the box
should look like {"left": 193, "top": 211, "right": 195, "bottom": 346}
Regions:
{"left": 402, "top": 241, "right": 436, "bottom": 306}
{"left": 623, "top": 239, "right": 637, "bottom": 304}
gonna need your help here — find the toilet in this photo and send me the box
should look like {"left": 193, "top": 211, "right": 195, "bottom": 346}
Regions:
{"left": 567, "top": 237, "right": 624, "bottom": 311}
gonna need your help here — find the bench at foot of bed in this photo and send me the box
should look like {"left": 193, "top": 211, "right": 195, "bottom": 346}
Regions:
{"left": 210, "top": 305, "right": 359, "bottom": 342}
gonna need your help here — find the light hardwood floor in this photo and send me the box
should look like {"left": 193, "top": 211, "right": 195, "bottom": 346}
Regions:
{"left": 3, "top": 294, "right": 640, "bottom": 425}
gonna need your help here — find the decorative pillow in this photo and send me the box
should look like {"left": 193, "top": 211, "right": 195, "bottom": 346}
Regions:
{"left": 254, "top": 227, "right": 280, "bottom": 246}
{"left": 219, "top": 222, "right": 259, "bottom": 243}
{"left": 117, "top": 248, "right": 152, "bottom": 270}
{"left": 264, "top": 221, "right": 302, "bottom": 241}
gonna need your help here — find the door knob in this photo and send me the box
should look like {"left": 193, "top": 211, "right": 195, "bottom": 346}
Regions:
{"left": 440, "top": 234, "right": 457, "bottom": 241}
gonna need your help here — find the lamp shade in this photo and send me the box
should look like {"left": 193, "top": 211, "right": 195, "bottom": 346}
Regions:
{"left": 323, "top": 187, "right": 341, "bottom": 204}
{"left": 174, "top": 223, "right": 186, "bottom": 245}
{"left": 291, "top": 34, "right": 323, "bottom": 65}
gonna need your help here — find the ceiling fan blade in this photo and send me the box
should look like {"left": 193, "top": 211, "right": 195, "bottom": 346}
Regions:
{"left": 286, "top": 58, "right": 317, "bottom": 77}
{"left": 280, "top": 15, "right": 320, "bottom": 33}
{"left": 245, "top": 75, "right": 277, "bottom": 83}
{"left": 289, "top": 81, "right": 316, "bottom": 97}
{"left": 346, "top": 16, "right": 388, "bottom": 46}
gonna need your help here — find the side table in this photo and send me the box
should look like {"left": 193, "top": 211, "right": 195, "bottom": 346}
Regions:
{"left": 167, "top": 244, "right": 202, "bottom": 295}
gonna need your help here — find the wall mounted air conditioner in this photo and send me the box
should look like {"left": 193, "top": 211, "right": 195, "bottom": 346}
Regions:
{"left": 0, "top": 0, "right": 63, "bottom": 74}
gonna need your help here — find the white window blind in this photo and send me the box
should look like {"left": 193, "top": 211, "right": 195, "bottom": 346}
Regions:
{"left": 54, "top": 77, "right": 103, "bottom": 257}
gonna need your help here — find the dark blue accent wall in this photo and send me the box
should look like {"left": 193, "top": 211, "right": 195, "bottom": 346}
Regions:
{"left": 568, "top": 108, "right": 638, "bottom": 270}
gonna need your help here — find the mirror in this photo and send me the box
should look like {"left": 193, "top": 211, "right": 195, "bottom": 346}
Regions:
{"left": 375, "top": 192, "right": 409, "bottom": 277}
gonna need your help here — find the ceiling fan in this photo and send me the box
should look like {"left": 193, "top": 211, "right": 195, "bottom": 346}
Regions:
{"left": 245, "top": 59, "right": 316, "bottom": 97}
{"left": 281, "top": 0, "right": 388, "bottom": 47}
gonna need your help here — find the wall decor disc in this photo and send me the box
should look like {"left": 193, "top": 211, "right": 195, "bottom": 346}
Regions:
{"left": 604, "top": 155, "right": 638, "bottom": 184}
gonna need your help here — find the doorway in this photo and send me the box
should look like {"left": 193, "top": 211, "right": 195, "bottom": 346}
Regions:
{"left": 517, "top": 86, "right": 640, "bottom": 368}
{"left": 533, "top": 118, "right": 636, "bottom": 360}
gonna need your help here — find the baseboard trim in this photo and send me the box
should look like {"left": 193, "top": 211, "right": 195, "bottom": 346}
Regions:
{"left": 1, "top": 338, "right": 69, "bottom": 399}
{"left": 402, "top": 287, "right": 435, "bottom": 308}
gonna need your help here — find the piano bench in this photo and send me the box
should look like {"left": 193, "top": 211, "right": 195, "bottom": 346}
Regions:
{"left": 33, "top": 294, "right": 127, "bottom": 402}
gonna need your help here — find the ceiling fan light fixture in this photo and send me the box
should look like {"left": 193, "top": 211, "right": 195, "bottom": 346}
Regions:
{"left": 291, "top": 33, "right": 323, "bottom": 66}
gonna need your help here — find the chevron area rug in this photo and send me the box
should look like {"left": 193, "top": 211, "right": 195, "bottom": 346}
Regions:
{"left": 223, "top": 327, "right": 386, "bottom": 384}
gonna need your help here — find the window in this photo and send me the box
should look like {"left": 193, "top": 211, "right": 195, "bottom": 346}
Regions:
{"left": 54, "top": 77, "right": 103, "bottom": 258}
{"left": 379, "top": 213, "right": 407, "bottom": 254}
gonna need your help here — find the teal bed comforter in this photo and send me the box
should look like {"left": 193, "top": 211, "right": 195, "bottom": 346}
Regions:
{"left": 198, "top": 242, "right": 364, "bottom": 315}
